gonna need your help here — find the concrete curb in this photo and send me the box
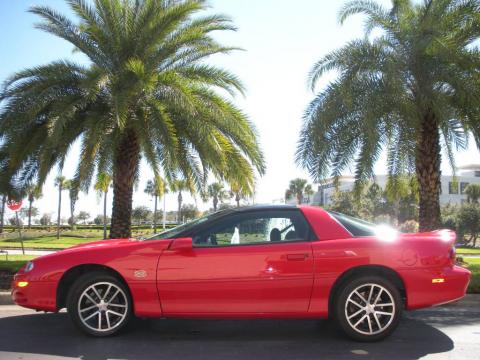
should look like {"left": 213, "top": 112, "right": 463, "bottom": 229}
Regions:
{"left": 0, "top": 291, "right": 12, "bottom": 305}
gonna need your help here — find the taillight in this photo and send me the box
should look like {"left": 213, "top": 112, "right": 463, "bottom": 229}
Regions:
{"left": 449, "top": 246, "right": 456, "bottom": 265}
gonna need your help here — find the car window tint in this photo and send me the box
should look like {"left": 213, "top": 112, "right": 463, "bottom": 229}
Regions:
{"left": 192, "top": 210, "right": 311, "bottom": 247}
{"left": 328, "top": 211, "right": 376, "bottom": 237}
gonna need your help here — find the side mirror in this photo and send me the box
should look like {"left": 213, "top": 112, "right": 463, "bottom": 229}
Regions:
{"left": 169, "top": 237, "right": 193, "bottom": 251}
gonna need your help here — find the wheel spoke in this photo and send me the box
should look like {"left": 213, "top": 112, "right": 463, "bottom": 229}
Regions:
{"left": 80, "top": 304, "right": 97, "bottom": 313}
{"left": 83, "top": 310, "right": 100, "bottom": 322}
{"left": 98, "top": 311, "right": 102, "bottom": 330}
{"left": 375, "top": 303, "right": 393, "bottom": 307}
{"left": 373, "top": 288, "right": 383, "bottom": 305}
{"left": 347, "top": 308, "right": 365, "bottom": 320}
{"left": 91, "top": 286, "right": 102, "bottom": 301}
{"left": 354, "top": 290, "right": 368, "bottom": 305}
{"left": 347, "top": 298, "right": 364, "bottom": 308}
{"left": 375, "top": 311, "right": 394, "bottom": 316}
{"left": 366, "top": 314, "right": 373, "bottom": 334}
{"left": 84, "top": 293, "right": 98, "bottom": 305}
{"left": 108, "top": 303, "right": 127, "bottom": 308}
{"left": 107, "top": 309, "right": 124, "bottom": 318}
{"left": 106, "top": 311, "right": 111, "bottom": 329}
{"left": 373, "top": 312, "right": 382, "bottom": 330}
{"left": 107, "top": 289, "right": 120, "bottom": 303}
{"left": 367, "top": 285, "right": 374, "bottom": 303}
{"left": 353, "top": 314, "right": 367, "bottom": 329}
{"left": 103, "top": 284, "right": 112, "bottom": 301}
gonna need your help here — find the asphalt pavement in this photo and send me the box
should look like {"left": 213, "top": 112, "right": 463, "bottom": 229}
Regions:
{"left": 0, "top": 297, "right": 479, "bottom": 360}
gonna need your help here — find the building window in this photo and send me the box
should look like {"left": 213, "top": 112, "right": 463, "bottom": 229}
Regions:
{"left": 449, "top": 182, "right": 459, "bottom": 195}
{"left": 475, "top": 171, "right": 480, "bottom": 177}
{"left": 460, "top": 182, "right": 470, "bottom": 194}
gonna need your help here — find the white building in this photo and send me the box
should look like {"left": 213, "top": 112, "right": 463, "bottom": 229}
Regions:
{"left": 301, "top": 164, "right": 480, "bottom": 206}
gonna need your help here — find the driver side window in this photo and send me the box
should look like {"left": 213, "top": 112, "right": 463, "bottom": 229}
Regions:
{"left": 192, "top": 210, "right": 311, "bottom": 247}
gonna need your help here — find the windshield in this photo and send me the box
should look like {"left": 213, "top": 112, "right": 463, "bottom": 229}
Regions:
{"left": 327, "top": 211, "right": 377, "bottom": 237}
{"left": 144, "top": 209, "right": 232, "bottom": 240}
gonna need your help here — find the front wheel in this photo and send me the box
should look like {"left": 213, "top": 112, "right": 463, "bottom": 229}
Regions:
{"left": 67, "top": 272, "right": 132, "bottom": 337}
{"left": 335, "top": 276, "right": 402, "bottom": 342}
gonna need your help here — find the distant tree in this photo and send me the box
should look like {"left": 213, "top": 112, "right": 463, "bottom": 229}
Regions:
{"left": 94, "top": 214, "right": 110, "bottom": 226}
{"left": 441, "top": 203, "right": 459, "bottom": 231}
{"left": 9, "top": 216, "right": 23, "bottom": 227}
{"left": 399, "top": 220, "right": 419, "bottom": 234}
{"left": 385, "top": 176, "right": 419, "bottom": 224}
{"left": 54, "top": 176, "right": 69, "bottom": 238}
{"left": 229, "top": 181, "right": 251, "bottom": 208}
{"left": 131, "top": 206, "right": 152, "bottom": 226}
{"left": 457, "top": 204, "right": 480, "bottom": 247}
{"left": 68, "top": 216, "right": 78, "bottom": 226}
{"left": 39, "top": 213, "right": 52, "bottom": 226}
{"left": 25, "top": 185, "right": 42, "bottom": 229}
{"left": 77, "top": 211, "right": 90, "bottom": 225}
{"left": 94, "top": 173, "right": 112, "bottom": 239}
{"left": 19, "top": 207, "right": 39, "bottom": 221}
{"left": 181, "top": 204, "right": 199, "bottom": 221}
{"left": 144, "top": 176, "right": 166, "bottom": 233}
{"left": 171, "top": 180, "right": 190, "bottom": 223}
{"left": 207, "top": 182, "right": 229, "bottom": 212}
{"left": 285, "top": 178, "right": 314, "bottom": 204}
{"left": 465, "top": 184, "right": 480, "bottom": 204}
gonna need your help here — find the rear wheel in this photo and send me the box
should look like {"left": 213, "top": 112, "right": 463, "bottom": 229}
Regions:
{"left": 67, "top": 272, "right": 132, "bottom": 337}
{"left": 335, "top": 276, "right": 402, "bottom": 341}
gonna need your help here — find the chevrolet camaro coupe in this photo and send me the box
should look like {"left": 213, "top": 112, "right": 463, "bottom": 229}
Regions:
{"left": 12, "top": 205, "right": 470, "bottom": 341}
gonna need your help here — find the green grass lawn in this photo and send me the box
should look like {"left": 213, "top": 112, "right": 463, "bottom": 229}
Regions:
{"left": 456, "top": 247, "right": 480, "bottom": 255}
{"left": 0, "top": 254, "right": 36, "bottom": 273}
{"left": 0, "top": 228, "right": 156, "bottom": 250}
{"left": 463, "top": 257, "right": 480, "bottom": 294}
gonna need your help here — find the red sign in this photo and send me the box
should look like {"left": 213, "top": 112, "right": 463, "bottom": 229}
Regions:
{"left": 7, "top": 199, "right": 22, "bottom": 211}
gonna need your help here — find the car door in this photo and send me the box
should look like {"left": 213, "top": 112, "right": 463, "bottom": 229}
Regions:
{"left": 157, "top": 209, "right": 315, "bottom": 315}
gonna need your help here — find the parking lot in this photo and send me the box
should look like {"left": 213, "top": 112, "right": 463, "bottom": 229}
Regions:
{"left": 0, "top": 296, "right": 479, "bottom": 360}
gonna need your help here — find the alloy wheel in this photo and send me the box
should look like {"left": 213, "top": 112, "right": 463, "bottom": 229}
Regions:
{"left": 77, "top": 281, "right": 129, "bottom": 333}
{"left": 344, "top": 283, "right": 395, "bottom": 335}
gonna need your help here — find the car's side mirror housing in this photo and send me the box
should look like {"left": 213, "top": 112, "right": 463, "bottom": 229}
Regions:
{"left": 169, "top": 237, "right": 193, "bottom": 251}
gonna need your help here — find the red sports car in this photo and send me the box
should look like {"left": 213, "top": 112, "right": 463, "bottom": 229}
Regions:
{"left": 12, "top": 205, "right": 470, "bottom": 341}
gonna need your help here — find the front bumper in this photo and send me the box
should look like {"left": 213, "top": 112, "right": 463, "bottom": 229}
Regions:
{"left": 11, "top": 276, "right": 57, "bottom": 312}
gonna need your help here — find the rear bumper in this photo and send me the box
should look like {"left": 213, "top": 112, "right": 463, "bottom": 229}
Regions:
{"left": 401, "top": 265, "right": 471, "bottom": 310}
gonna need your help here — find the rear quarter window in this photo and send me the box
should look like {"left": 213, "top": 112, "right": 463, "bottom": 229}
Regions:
{"left": 328, "top": 211, "right": 376, "bottom": 237}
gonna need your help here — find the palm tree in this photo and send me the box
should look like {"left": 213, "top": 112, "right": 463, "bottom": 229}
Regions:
{"left": 54, "top": 175, "right": 69, "bottom": 239}
{"left": 285, "top": 178, "right": 314, "bottom": 205}
{"left": 171, "top": 179, "right": 189, "bottom": 223}
{"left": 68, "top": 180, "right": 79, "bottom": 229}
{"left": 296, "top": 0, "right": 480, "bottom": 231}
{"left": 25, "top": 185, "right": 42, "bottom": 229}
{"left": 207, "top": 182, "right": 228, "bottom": 212}
{"left": 229, "top": 180, "right": 252, "bottom": 208}
{"left": 0, "top": 0, "right": 265, "bottom": 239}
{"left": 94, "top": 173, "right": 112, "bottom": 239}
{"left": 144, "top": 176, "right": 165, "bottom": 233}
{"left": 465, "top": 183, "right": 480, "bottom": 204}
{"left": 0, "top": 195, "right": 5, "bottom": 234}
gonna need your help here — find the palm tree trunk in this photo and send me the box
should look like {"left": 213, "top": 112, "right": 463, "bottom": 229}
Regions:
{"left": 177, "top": 191, "right": 183, "bottom": 223}
{"left": 153, "top": 195, "right": 158, "bottom": 233}
{"left": 297, "top": 193, "right": 302, "bottom": 205}
{"left": 416, "top": 111, "right": 441, "bottom": 232}
{"left": 0, "top": 195, "right": 5, "bottom": 234}
{"left": 28, "top": 199, "right": 33, "bottom": 229}
{"left": 56, "top": 186, "right": 62, "bottom": 239}
{"left": 213, "top": 196, "right": 218, "bottom": 212}
{"left": 235, "top": 193, "right": 240, "bottom": 207}
{"left": 103, "top": 190, "right": 107, "bottom": 240}
{"left": 110, "top": 129, "right": 140, "bottom": 238}
{"left": 163, "top": 194, "right": 166, "bottom": 230}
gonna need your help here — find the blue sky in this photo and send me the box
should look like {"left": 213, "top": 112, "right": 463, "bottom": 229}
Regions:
{"left": 1, "top": 0, "right": 479, "bottom": 220}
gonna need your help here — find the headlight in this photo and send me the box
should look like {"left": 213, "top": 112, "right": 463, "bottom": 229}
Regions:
{"left": 24, "top": 261, "right": 34, "bottom": 273}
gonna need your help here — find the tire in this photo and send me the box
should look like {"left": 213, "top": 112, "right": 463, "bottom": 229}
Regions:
{"left": 66, "top": 271, "right": 132, "bottom": 337}
{"left": 334, "top": 275, "right": 402, "bottom": 342}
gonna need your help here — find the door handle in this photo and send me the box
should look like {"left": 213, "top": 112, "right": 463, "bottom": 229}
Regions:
{"left": 286, "top": 253, "right": 309, "bottom": 261}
